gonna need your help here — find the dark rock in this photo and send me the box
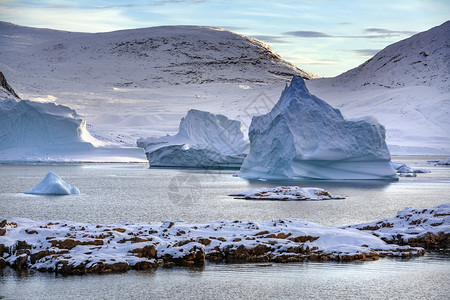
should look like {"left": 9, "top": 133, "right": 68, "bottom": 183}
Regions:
{"left": 0, "top": 72, "right": 20, "bottom": 99}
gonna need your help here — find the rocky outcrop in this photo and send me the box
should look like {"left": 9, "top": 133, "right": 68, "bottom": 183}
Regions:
{"left": 346, "top": 204, "right": 449, "bottom": 250}
{"left": 0, "top": 217, "right": 428, "bottom": 275}
{"left": 0, "top": 71, "right": 20, "bottom": 99}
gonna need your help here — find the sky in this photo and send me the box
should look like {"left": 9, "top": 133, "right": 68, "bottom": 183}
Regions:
{"left": 0, "top": 0, "right": 449, "bottom": 77}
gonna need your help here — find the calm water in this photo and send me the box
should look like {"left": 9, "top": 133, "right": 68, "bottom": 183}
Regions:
{"left": 1, "top": 157, "right": 449, "bottom": 299}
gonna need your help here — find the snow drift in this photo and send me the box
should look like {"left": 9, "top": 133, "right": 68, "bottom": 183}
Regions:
{"left": 137, "top": 109, "right": 249, "bottom": 168}
{"left": 238, "top": 76, "right": 397, "bottom": 180}
{"left": 25, "top": 172, "right": 80, "bottom": 195}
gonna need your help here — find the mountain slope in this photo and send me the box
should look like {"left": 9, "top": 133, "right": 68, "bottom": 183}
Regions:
{"left": 330, "top": 21, "right": 449, "bottom": 91}
{"left": 307, "top": 21, "right": 450, "bottom": 155}
{"left": 0, "top": 22, "right": 315, "bottom": 91}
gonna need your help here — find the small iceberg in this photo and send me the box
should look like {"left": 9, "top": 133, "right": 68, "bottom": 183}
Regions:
{"left": 230, "top": 186, "right": 344, "bottom": 201}
{"left": 390, "top": 161, "right": 431, "bottom": 177}
{"left": 25, "top": 172, "right": 80, "bottom": 195}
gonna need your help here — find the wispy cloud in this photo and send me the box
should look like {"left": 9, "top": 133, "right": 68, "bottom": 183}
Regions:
{"left": 284, "top": 28, "right": 416, "bottom": 39}
{"left": 251, "top": 35, "right": 288, "bottom": 44}
{"left": 351, "top": 49, "right": 380, "bottom": 57}
{"left": 284, "top": 31, "right": 332, "bottom": 38}
{"left": 220, "top": 26, "right": 250, "bottom": 31}
{"left": 365, "top": 28, "right": 416, "bottom": 35}
{"left": 300, "top": 59, "right": 338, "bottom": 65}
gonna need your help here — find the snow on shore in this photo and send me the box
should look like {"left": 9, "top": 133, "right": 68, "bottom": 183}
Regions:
{"left": 230, "top": 186, "right": 344, "bottom": 201}
{"left": 4, "top": 204, "right": 448, "bottom": 275}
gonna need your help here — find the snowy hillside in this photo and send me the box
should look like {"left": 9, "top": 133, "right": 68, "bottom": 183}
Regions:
{"left": 330, "top": 21, "right": 449, "bottom": 90}
{"left": 307, "top": 21, "right": 450, "bottom": 155}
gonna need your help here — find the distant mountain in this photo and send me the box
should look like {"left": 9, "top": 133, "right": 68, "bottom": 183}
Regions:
{"left": 0, "top": 22, "right": 316, "bottom": 94}
{"left": 330, "top": 21, "right": 449, "bottom": 90}
{"left": 307, "top": 21, "right": 450, "bottom": 155}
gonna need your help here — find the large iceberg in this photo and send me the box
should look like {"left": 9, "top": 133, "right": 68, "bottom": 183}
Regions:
{"left": 25, "top": 172, "right": 80, "bottom": 195}
{"left": 137, "top": 109, "right": 249, "bottom": 168}
{"left": 238, "top": 76, "right": 397, "bottom": 180}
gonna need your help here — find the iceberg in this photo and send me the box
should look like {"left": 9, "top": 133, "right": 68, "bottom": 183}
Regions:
{"left": 137, "top": 109, "right": 249, "bottom": 168}
{"left": 25, "top": 172, "right": 80, "bottom": 195}
{"left": 0, "top": 98, "right": 98, "bottom": 153}
{"left": 238, "top": 76, "right": 397, "bottom": 180}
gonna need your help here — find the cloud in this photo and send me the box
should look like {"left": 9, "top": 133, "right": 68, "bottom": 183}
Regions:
{"left": 365, "top": 28, "right": 416, "bottom": 35}
{"left": 300, "top": 59, "right": 338, "bottom": 65}
{"left": 352, "top": 49, "right": 380, "bottom": 57}
{"left": 251, "top": 35, "right": 288, "bottom": 44}
{"left": 284, "top": 31, "right": 333, "bottom": 37}
{"left": 283, "top": 28, "right": 416, "bottom": 39}
{"left": 220, "top": 26, "right": 250, "bottom": 31}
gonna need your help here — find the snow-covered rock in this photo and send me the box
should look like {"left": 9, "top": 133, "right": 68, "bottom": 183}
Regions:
{"left": 238, "top": 76, "right": 397, "bottom": 180}
{"left": 230, "top": 186, "right": 344, "bottom": 201}
{"left": 307, "top": 21, "right": 450, "bottom": 155}
{"left": 25, "top": 172, "right": 80, "bottom": 195}
{"left": 137, "top": 109, "right": 249, "bottom": 168}
{"left": 437, "top": 157, "right": 450, "bottom": 165}
{"left": 0, "top": 216, "right": 425, "bottom": 275}
{"left": 346, "top": 203, "right": 449, "bottom": 249}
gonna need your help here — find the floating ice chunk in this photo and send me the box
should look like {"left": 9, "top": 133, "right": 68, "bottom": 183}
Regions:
{"left": 238, "top": 76, "right": 398, "bottom": 180}
{"left": 391, "top": 161, "right": 431, "bottom": 174}
{"left": 25, "top": 172, "right": 80, "bottom": 195}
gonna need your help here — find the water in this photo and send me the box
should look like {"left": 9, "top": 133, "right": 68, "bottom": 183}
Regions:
{"left": 1, "top": 157, "right": 449, "bottom": 299}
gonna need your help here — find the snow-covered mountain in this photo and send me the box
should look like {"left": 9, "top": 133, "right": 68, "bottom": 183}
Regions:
{"left": 0, "top": 22, "right": 314, "bottom": 90}
{"left": 330, "top": 21, "right": 449, "bottom": 90}
{"left": 0, "top": 22, "right": 315, "bottom": 143}
{"left": 1, "top": 21, "right": 448, "bottom": 156}
{"left": 307, "top": 21, "right": 450, "bottom": 155}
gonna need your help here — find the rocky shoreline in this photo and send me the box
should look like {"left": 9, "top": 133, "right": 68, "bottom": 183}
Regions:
{"left": 1, "top": 203, "right": 448, "bottom": 276}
